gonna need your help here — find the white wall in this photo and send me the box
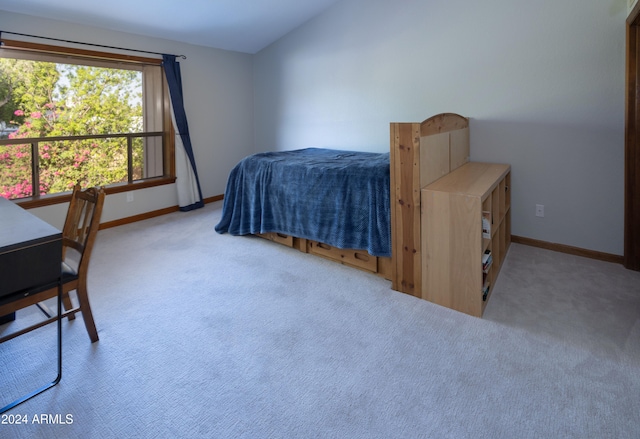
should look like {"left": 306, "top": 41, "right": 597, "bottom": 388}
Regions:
{"left": 0, "top": 11, "right": 254, "bottom": 228}
{"left": 254, "top": 0, "right": 627, "bottom": 255}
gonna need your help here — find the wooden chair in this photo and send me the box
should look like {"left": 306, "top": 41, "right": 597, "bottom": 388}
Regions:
{"left": 0, "top": 184, "right": 105, "bottom": 343}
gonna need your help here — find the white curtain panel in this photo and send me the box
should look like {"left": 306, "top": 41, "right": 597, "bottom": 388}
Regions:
{"left": 170, "top": 105, "right": 201, "bottom": 209}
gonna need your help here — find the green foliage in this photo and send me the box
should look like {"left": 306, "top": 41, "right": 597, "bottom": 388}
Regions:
{"left": 0, "top": 58, "right": 143, "bottom": 199}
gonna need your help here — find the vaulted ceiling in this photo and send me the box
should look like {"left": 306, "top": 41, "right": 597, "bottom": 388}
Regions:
{"left": 0, "top": 0, "right": 342, "bottom": 53}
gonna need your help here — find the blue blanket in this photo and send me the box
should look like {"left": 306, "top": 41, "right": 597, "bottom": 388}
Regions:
{"left": 215, "top": 148, "right": 391, "bottom": 257}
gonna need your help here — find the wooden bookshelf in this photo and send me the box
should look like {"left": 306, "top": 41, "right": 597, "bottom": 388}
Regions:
{"left": 421, "top": 162, "right": 511, "bottom": 317}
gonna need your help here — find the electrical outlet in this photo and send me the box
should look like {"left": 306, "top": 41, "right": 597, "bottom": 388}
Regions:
{"left": 535, "top": 204, "right": 544, "bottom": 217}
{"left": 126, "top": 192, "right": 134, "bottom": 203}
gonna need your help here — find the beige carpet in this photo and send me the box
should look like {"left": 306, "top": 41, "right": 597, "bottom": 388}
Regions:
{"left": 1, "top": 201, "right": 639, "bottom": 438}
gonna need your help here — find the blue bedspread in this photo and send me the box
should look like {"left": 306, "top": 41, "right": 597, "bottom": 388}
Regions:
{"left": 215, "top": 148, "right": 391, "bottom": 257}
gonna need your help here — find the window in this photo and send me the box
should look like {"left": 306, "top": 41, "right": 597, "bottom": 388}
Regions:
{"left": 0, "top": 39, "right": 175, "bottom": 206}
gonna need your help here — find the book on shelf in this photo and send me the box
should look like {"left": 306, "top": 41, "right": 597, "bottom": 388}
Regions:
{"left": 482, "top": 211, "right": 491, "bottom": 238}
{"left": 482, "top": 249, "right": 492, "bottom": 273}
{"left": 482, "top": 280, "right": 490, "bottom": 301}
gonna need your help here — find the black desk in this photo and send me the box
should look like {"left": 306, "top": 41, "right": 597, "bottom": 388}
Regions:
{"left": 0, "top": 197, "right": 63, "bottom": 413}
{"left": 0, "top": 197, "right": 62, "bottom": 298}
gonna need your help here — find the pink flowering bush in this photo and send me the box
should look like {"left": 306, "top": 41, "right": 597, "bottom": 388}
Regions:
{"left": 1, "top": 60, "right": 143, "bottom": 200}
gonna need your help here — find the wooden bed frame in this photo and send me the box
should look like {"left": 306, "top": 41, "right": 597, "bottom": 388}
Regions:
{"left": 257, "top": 113, "right": 470, "bottom": 298}
{"left": 389, "top": 113, "right": 469, "bottom": 297}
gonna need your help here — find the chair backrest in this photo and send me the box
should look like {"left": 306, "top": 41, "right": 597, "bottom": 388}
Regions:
{"left": 61, "top": 184, "right": 105, "bottom": 275}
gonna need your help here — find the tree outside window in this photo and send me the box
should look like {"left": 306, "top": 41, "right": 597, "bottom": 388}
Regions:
{"left": 0, "top": 42, "right": 172, "bottom": 202}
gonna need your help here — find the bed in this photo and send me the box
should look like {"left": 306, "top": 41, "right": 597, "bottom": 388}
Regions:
{"left": 215, "top": 148, "right": 391, "bottom": 256}
{"left": 215, "top": 113, "right": 470, "bottom": 298}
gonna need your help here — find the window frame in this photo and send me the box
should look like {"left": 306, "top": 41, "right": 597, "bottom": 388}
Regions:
{"left": 0, "top": 38, "right": 175, "bottom": 208}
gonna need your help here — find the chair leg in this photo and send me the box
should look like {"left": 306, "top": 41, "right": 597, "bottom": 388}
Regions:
{"left": 75, "top": 285, "right": 99, "bottom": 343}
{"left": 61, "top": 292, "right": 76, "bottom": 321}
{"left": 36, "top": 292, "right": 75, "bottom": 321}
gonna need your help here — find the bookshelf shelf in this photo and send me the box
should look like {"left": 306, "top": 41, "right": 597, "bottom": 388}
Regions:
{"left": 421, "top": 162, "right": 511, "bottom": 317}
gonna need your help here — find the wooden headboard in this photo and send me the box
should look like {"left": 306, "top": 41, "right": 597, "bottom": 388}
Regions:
{"left": 389, "top": 113, "right": 470, "bottom": 296}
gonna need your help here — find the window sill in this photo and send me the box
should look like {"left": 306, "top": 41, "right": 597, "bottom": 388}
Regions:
{"left": 15, "top": 176, "right": 176, "bottom": 209}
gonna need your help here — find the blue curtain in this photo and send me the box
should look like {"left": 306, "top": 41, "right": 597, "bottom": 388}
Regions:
{"left": 162, "top": 54, "right": 204, "bottom": 211}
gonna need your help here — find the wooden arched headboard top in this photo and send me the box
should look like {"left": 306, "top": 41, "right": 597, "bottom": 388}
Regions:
{"left": 419, "top": 113, "right": 470, "bottom": 188}
{"left": 420, "top": 112, "right": 468, "bottom": 136}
